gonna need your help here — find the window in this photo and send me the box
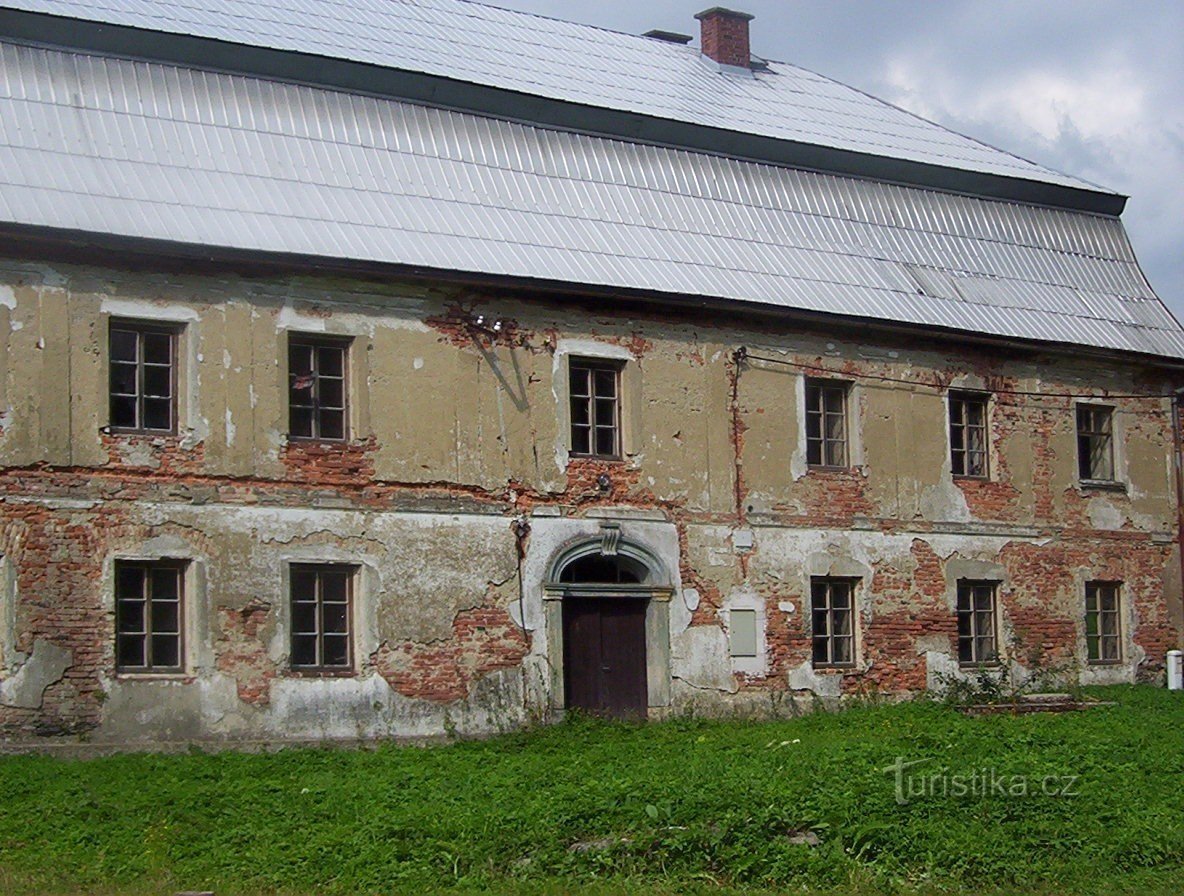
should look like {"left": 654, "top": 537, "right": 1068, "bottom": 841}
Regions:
{"left": 949, "top": 391, "right": 989, "bottom": 478}
{"left": 1077, "top": 405, "right": 1114, "bottom": 481}
{"left": 109, "top": 321, "right": 177, "bottom": 433}
{"left": 957, "top": 581, "right": 998, "bottom": 666}
{"left": 288, "top": 337, "right": 348, "bottom": 440}
{"left": 115, "top": 561, "right": 184, "bottom": 673}
{"left": 811, "top": 578, "right": 855, "bottom": 667}
{"left": 290, "top": 564, "right": 353, "bottom": 672}
{"left": 569, "top": 358, "right": 621, "bottom": 458}
{"left": 805, "top": 380, "right": 849, "bottom": 467}
{"left": 1086, "top": 581, "right": 1122, "bottom": 664}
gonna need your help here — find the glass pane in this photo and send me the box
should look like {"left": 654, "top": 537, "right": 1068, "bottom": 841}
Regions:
{"left": 117, "top": 633, "right": 145, "bottom": 668}
{"left": 143, "top": 398, "right": 172, "bottom": 431}
{"left": 811, "top": 608, "right": 829, "bottom": 635}
{"left": 150, "top": 634, "right": 179, "bottom": 668}
{"left": 833, "top": 636, "right": 852, "bottom": 664}
{"left": 319, "top": 409, "right": 345, "bottom": 440}
{"left": 110, "top": 361, "right": 138, "bottom": 396}
{"left": 292, "top": 602, "right": 317, "bottom": 634}
{"left": 974, "top": 589, "right": 993, "bottom": 612}
{"left": 957, "top": 610, "right": 973, "bottom": 640}
{"left": 291, "top": 634, "right": 318, "bottom": 666}
{"left": 142, "top": 332, "right": 172, "bottom": 365}
{"left": 570, "top": 424, "right": 590, "bottom": 455}
{"left": 823, "top": 388, "right": 844, "bottom": 415}
{"left": 812, "top": 636, "right": 829, "bottom": 665}
{"left": 117, "top": 599, "right": 145, "bottom": 634}
{"left": 595, "top": 426, "right": 617, "bottom": 457}
{"left": 958, "top": 635, "right": 974, "bottom": 664}
{"left": 319, "top": 378, "right": 344, "bottom": 409}
{"left": 833, "top": 609, "right": 852, "bottom": 636}
{"left": 570, "top": 396, "right": 590, "bottom": 427}
{"left": 824, "top": 438, "right": 845, "bottom": 467}
{"left": 289, "top": 407, "right": 314, "bottom": 439}
{"left": 143, "top": 365, "right": 171, "bottom": 398}
{"left": 593, "top": 369, "right": 616, "bottom": 398}
{"left": 831, "top": 585, "right": 851, "bottom": 609}
{"left": 1102, "top": 636, "right": 1119, "bottom": 661}
{"left": 594, "top": 397, "right": 616, "bottom": 426}
{"left": 321, "top": 571, "right": 348, "bottom": 604}
{"left": 289, "top": 343, "right": 314, "bottom": 377}
{"left": 1087, "top": 634, "right": 1100, "bottom": 661}
{"left": 110, "top": 329, "right": 138, "bottom": 362}
{"left": 290, "top": 568, "right": 318, "bottom": 601}
{"left": 151, "top": 568, "right": 178, "bottom": 601}
{"left": 317, "top": 346, "right": 344, "bottom": 377}
{"left": 116, "top": 565, "right": 145, "bottom": 599}
{"left": 1100, "top": 611, "right": 1118, "bottom": 638}
{"left": 322, "top": 602, "right": 348, "bottom": 635}
{"left": 151, "top": 600, "right": 179, "bottom": 634}
{"left": 322, "top": 635, "right": 349, "bottom": 667}
{"left": 824, "top": 411, "right": 845, "bottom": 442}
{"left": 569, "top": 367, "right": 590, "bottom": 398}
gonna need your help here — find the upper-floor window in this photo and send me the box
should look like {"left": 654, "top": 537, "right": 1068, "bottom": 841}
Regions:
{"left": 109, "top": 321, "right": 178, "bottom": 433}
{"left": 569, "top": 358, "right": 622, "bottom": 459}
{"left": 949, "top": 391, "right": 989, "bottom": 478}
{"left": 288, "top": 336, "right": 348, "bottom": 441}
{"left": 805, "top": 379, "right": 849, "bottom": 467}
{"left": 811, "top": 577, "right": 856, "bottom": 668}
{"left": 290, "top": 564, "right": 354, "bottom": 673}
{"left": 957, "top": 580, "right": 999, "bottom": 667}
{"left": 1085, "top": 581, "right": 1122, "bottom": 664}
{"left": 1076, "top": 404, "right": 1115, "bottom": 482}
{"left": 115, "top": 560, "right": 184, "bottom": 673}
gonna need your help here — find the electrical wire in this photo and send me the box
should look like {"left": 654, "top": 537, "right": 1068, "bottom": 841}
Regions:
{"left": 739, "top": 348, "right": 1175, "bottom": 402}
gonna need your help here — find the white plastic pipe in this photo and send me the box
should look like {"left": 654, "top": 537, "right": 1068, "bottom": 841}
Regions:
{"left": 1168, "top": 650, "right": 1184, "bottom": 691}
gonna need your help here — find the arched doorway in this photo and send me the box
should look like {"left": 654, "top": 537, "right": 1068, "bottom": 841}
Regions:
{"left": 558, "top": 552, "right": 649, "bottom": 718}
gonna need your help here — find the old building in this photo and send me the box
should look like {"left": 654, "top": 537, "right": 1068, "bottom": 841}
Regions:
{"left": 0, "top": 0, "right": 1181, "bottom": 743}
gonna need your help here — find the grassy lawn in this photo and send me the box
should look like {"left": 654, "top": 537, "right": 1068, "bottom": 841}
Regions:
{"left": 1, "top": 685, "right": 1182, "bottom": 895}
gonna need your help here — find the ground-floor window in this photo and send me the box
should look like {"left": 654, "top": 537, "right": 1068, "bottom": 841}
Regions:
{"left": 115, "top": 560, "right": 185, "bottom": 673}
{"left": 1085, "top": 581, "right": 1122, "bottom": 664}
{"left": 811, "top": 578, "right": 855, "bottom": 668}
{"left": 290, "top": 564, "right": 354, "bottom": 673}
{"left": 956, "top": 580, "right": 999, "bottom": 666}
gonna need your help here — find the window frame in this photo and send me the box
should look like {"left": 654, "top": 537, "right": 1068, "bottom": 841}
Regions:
{"left": 288, "top": 563, "right": 355, "bottom": 675}
{"left": 1085, "top": 581, "right": 1123, "bottom": 665}
{"left": 810, "top": 577, "right": 857, "bottom": 669}
{"left": 114, "top": 560, "right": 186, "bottom": 675}
{"left": 568, "top": 357, "right": 624, "bottom": 460}
{"left": 956, "top": 580, "right": 1000, "bottom": 667}
{"left": 805, "top": 378, "right": 850, "bottom": 469}
{"left": 287, "top": 334, "right": 351, "bottom": 442}
{"left": 1076, "top": 403, "right": 1116, "bottom": 483}
{"left": 949, "top": 390, "right": 990, "bottom": 479}
{"left": 107, "top": 320, "right": 180, "bottom": 435}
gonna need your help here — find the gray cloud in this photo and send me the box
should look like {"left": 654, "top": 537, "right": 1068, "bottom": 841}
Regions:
{"left": 486, "top": 0, "right": 1184, "bottom": 320}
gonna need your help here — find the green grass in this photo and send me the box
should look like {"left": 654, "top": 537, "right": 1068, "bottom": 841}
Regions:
{"left": 1, "top": 685, "right": 1182, "bottom": 895}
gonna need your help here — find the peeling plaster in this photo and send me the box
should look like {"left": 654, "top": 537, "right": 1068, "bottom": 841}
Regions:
{"left": 0, "top": 640, "right": 72, "bottom": 709}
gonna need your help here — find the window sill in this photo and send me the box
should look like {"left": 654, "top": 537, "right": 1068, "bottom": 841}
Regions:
{"left": 1086, "top": 659, "right": 1125, "bottom": 667}
{"left": 953, "top": 474, "right": 991, "bottom": 483}
{"left": 1079, "top": 479, "right": 1126, "bottom": 493}
{"left": 287, "top": 668, "right": 357, "bottom": 678}
{"left": 806, "top": 464, "right": 855, "bottom": 474}
{"left": 114, "top": 671, "right": 188, "bottom": 680}
{"left": 103, "top": 427, "right": 179, "bottom": 438}
{"left": 958, "top": 662, "right": 1002, "bottom": 670}
{"left": 811, "top": 663, "right": 856, "bottom": 672}
{"left": 567, "top": 454, "right": 625, "bottom": 463}
{"left": 286, "top": 436, "right": 351, "bottom": 445}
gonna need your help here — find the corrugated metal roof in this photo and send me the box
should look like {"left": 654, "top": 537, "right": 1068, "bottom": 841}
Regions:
{"left": 2, "top": 0, "right": 1109, "bottom": 197}
{"left": 1, "top": 41, "right": 1179, "bottom": 357}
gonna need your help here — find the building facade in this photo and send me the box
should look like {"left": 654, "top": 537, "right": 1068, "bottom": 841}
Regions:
{"left": 0, "top": 0, "right": 1181, "bottom": 743}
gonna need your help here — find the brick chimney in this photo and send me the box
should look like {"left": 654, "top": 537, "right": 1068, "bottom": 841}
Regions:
{"left": 695, "top": 7, "right": 754, "bottom": 69}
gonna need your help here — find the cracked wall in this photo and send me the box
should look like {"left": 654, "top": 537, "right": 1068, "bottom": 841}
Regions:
{"left": 0, "top": 255, "right": 1180, "bottom": 741}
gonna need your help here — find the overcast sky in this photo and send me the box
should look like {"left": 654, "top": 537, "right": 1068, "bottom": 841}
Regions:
{"left": 487, "top": 0, "right": 1184, "bottom": 322}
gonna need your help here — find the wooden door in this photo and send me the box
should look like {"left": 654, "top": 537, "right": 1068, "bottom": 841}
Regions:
{"left": 562, "top": 597, "right": 648, "bottom": 718}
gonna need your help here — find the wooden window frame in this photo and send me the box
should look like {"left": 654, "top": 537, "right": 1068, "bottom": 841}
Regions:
{"left": 1076, "top": 404, "right": 1115, "bottom": 483}
{"left": 288, "top": 335, "right": 350, "bottom": 442}
{"left": 108, "top": 320, "right": 179, "bottom": 435}
{"left": 289, "top": 563, "right": 355, "bottom": 675}
{"left": 949, "top": 391, "right": 990, "bottom": 479}
{"left": 957, "top": 580, "right": 1000, "bottom": 667}
{"left": 810, "top": 578, "right": 856, "bottom": 668}
{"left": 1085, "top": 581, "right": 1122, "bottom": 665}
{"left": 115, "top": 560, "right": 185, "bottom": 674}
{"left": 568, "top": 357, "right": 623, "bottom": 460}
{"left": 805, "top": 379, "right": 850, "bottom": 468}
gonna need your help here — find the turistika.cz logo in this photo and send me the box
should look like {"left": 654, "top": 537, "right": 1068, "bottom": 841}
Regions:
{"left": 881, "top": 756, "right": 1080, "bottom": 805}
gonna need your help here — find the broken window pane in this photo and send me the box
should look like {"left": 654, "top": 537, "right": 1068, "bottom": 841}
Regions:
{"left": 1076, "top": 405, "right": 1115, "bottom": 481}
{"left": 288, "top": 337, "right": 350, "bottom": 441}
{"left": 950, "top": 392, "right": 989, "bottom": 477}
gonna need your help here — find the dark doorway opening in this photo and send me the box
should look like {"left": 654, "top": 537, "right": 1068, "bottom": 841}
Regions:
{"left": 558, "top": 552, "right": 649, "bottom": 719}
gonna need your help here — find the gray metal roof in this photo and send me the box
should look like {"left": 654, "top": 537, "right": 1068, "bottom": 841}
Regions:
{"left": 2, "top": 0, "right": 1111, "bottom": 201}
{"left": 1, "top": 41, "right": 1179, "bottom": 358}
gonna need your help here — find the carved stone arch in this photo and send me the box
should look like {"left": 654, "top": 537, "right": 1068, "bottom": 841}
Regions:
{"left": 545, "top": 529, "right": 672, "bottom": 590}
